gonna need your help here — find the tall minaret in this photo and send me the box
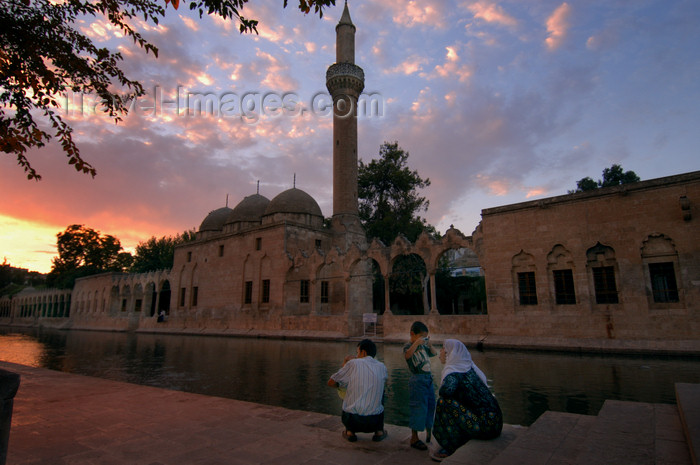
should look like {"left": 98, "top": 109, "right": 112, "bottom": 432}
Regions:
{"left": 326, "top": 1, "right": 365, "bottom": 244}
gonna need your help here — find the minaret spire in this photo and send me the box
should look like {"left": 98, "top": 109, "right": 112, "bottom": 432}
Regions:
{"left": 338, "top": 1, "right": 353, "bottom": 28}
{"left": 335, "top": 1, "right": 356, "bottom": 64}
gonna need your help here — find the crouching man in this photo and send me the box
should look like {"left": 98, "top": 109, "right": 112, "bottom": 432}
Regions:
{"left": 327, "top": 338, "right": 388, "bottom": 442}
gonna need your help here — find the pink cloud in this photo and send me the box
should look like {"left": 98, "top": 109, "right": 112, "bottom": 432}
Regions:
{"left": 545, "top": 3, "right": 572, "bottom": 51}
{"left": 387, "top": 55, "right": 428, "bottom": 75}
{"left": 380, "top": 0, "right": 448, "bottom": 29}
{"left": 525, "top": 188, "right": 547, "bottom": 198}
{"left": 475, "top": 174, "right": 510, "bottom": 196}
{"left": 433, "top": 46, "right": 473, "bottom": 82}
{"left": 467, "top": 2, "right": 517, "bottom": 28}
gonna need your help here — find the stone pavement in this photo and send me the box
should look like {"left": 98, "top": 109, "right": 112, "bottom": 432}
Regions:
{"left": 3, "top": 361, "right": 698, "bottom": 465}
{"left": 3, "top": 361, "right": 445, "bottom": 465}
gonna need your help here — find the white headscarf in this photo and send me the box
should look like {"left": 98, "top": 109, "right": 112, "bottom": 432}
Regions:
{"left": 440, "top": 339, "right": 488, "bottom": 386}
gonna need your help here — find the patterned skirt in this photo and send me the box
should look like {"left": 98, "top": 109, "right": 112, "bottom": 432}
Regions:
{"left": 432, "top": 397, "right": 502, "bottom": 454}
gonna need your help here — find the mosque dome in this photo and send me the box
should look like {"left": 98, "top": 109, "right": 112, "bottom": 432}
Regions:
{"left": 226, "top": 194, "right": 270, "bottom": 225}
{"left": 265, "top": 188, "right": 323, "bottom": 217}
{"left": 199, "top": 207, "right": 233, "bottom": 232}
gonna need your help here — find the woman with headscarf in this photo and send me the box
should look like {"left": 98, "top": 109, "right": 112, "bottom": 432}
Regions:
{"left": 430, "top": 339, "right": 503, "bottom": 461}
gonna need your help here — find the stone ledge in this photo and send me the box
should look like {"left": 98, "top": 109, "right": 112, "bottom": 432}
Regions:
{"left": 676, "top": 383, "right": 700, "bottom": 465}
{"left": 385, "top": 333, "right": 700, "bottom": 355}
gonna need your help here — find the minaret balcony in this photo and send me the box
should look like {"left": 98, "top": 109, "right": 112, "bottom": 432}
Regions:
{"left": 326, "top": 62, "right": 365, "bottom": 96}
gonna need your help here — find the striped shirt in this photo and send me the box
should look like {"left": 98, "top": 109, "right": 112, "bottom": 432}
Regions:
{"left": 331, "top": 356, "right": 387, "bottom": 416}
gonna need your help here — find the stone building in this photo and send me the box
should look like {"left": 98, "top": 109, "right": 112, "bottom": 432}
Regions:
{"left": 465, "top": 170, "right": 700, "bottom": 349}
{"left": 2, "top": 4, "right": 698, "bottom": 353}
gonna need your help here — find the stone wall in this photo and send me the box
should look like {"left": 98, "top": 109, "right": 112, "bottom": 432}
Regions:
{"left": 474, "top": 171, "right": 700, "bottom": 342}
{"left": 0, "top": 288, "right": 72, "bottom": 328}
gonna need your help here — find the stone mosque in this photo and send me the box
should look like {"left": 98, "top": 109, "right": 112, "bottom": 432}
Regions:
{"left": 2, "top": 4, "right": 699, "bottom": 353}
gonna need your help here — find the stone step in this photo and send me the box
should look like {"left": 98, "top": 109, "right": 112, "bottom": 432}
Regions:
{"left": 442, "top": 424, "right": 526, "bottom": 465}
{"left": 486, "top": 411, "right": 595, "bottom": 465}
{"left": 655, "top": 402, "right": 694, "bottom": 465}
{"left": 574, "top": 400, "right": 692, "bottom": 465}
{"left": 444, "top": 399, "right": 693, "bottom": 465}
{"left": 677, "top": 383, "right": 700, "bottom": 465}
{"left": 575, "top": 400, "right": 655, "bottom": 465}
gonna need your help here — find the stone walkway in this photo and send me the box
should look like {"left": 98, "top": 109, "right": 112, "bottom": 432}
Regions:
{"left": 4, "top": 361, "right": 444, "bottom": 465}
{"left": 3, "top": 361, "right": 698, "bottom": 465}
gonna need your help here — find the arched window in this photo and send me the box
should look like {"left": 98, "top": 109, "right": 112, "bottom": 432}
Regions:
{"left": 547, "top": 244, "right": 576, "bottom": 305}
{"left": 641, "top": 234, "right": 681, "bottom": 305}
{"left": 512, "top": 250, "right": 538, "bottom": 306}
{"left": 586, "top": 243, "right": 619, "bottom": 305}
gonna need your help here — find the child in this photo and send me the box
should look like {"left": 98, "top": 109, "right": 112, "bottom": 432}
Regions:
{"left": 403, "top": 321, "right": 437, "bottom": 450}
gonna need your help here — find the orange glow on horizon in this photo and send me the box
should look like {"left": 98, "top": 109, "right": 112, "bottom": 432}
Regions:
{"left": 0, "top": 215, "right": 144, "bottom": 274}
{"left": 0, "top": 214, "right": 58, "bottom": 273}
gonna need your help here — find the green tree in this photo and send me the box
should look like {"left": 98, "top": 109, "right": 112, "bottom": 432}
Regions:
{"left": 1, "top": 0, "right": 334, "bottom": 180}
{"left": 573, "top": 176, "right": 598, "bottom": 192}
{"left": 130, "top": 229, "right": 196, "bottom": 273}
{"left": 570, "top": 164, "right": 640, "bottom": 193}
{"left": 358, "top": 141, "right": 435, "bottom": 245}
{"left": 600, "top": 164, "right": 641, "bottom": 187}
{"left": 47, "top": 224, "right": 132, "bottom": 288}
{"left": 389, "top": 254, "right": 428, "bottom": 314}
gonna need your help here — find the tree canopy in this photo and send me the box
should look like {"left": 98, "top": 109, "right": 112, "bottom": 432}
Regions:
{"left": 358, "top": 141, "right": 435, "bottom": 245}
{"left": 44, "top": 225, "right": 198, "bottom": 286}
{"left": 47, "top": 224, "right": 132, "bottom": 288}
{"left": 570, "top": 164, "right": 640, "bottom": 193}
{"left": 130, "top": 229, "right": 196, "bottom": 273}
{"left": 1, "top": 0, "right": 335, "bottom": 180}
{"left": 0, "top": 258, "right": 45, "bottom": 296}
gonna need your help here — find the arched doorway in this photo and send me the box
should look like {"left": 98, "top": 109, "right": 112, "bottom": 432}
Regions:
{"left": 435, "top": 247, "right": 486, "bottom": 314}
{"left": 158, "top": 281, "right": 171, "bottom": 315}
{"left": 389, "top": 253, "right": 428, "bottom": 315}
{"left": 369, "top": 259, "right": 385, "bottom": 314}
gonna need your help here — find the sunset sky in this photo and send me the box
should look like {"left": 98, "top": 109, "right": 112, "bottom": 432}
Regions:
{"left": 2, "top": 0, "right": 699, "bottom": 273}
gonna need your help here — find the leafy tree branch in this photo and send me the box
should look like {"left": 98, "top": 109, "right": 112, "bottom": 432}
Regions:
{"left": 1, "top": 0, "right": 334, "bottom": 180}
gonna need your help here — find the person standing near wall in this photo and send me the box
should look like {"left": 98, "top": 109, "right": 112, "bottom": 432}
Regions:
{"left": 403, "top": 321, "right": 437, "bottom": 450}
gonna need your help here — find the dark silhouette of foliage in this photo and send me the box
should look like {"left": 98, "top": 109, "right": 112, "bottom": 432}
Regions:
{"left": 570, "top": 164, "right": 640, "bottom": 193}
{"left": 46, "top": 224, "right": 132, "bottom": 288}
{"left": 130, "top": 229, "right": 196, "bottom": 273}
{"left": 388, "top": 254, "right": 428, "bottom": 314}
{"left": 0, "top": 258, "right": 46, "bottom": 296}
{"left": 573, "top": 177, "right": 598, "bottom": 192}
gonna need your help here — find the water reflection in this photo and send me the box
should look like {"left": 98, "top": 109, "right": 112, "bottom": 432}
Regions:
{"left": 2, "top": 327, "right": 700, "bottom": 427}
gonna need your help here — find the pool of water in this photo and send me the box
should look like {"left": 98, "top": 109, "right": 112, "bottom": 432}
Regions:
{"left": 2, "top": 327, "right": 700, "bottom": 427}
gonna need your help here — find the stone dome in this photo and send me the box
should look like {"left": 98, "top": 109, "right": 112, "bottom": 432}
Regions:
{"left": 199, "top": 207, "right": 233, "bottom": 232}
{"left": 226, "top": 194, "right": 270, "bottom": 224}
{"left": 265, "top": 188, "right": 323, "bottom": 217}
